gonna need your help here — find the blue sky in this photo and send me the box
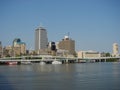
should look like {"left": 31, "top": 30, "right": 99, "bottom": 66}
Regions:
{"left": 0, "top": 0, "right": 120, "bottom": 53}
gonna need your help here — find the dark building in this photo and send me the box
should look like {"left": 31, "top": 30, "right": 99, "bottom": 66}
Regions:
{"left": 48, "top": 42, "right": 57, "bottom": 51}
{"left": 48, "top": 42, "right": 57, "bottom": 56}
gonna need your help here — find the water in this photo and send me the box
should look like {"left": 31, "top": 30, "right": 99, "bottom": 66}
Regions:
{"left": 0, "top": 62, "right": 120, "bottom": 90}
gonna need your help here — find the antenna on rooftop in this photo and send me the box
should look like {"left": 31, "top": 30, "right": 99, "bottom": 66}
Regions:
{"left": 68, "top": 32, "right": 70, "bottom": 38}
{"left": 37, "top": 23, "right": 44, "bottom": 29}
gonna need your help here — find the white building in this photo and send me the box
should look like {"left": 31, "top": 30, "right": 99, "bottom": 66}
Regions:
{"left": 35, "top": 26, "right": 48, "bottom": 53}
{"left": 112, "top": 43, "right": 119, "bottom": 57}
{"left": 78, "top": 50, "right": 101, "bottom": 58}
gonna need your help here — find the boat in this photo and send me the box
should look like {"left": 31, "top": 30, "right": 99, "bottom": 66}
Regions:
{"left": 79, "top": 60, "right": 86, "bottom": 63}
{"left": 52, "top": 61, "right": 62, "bottom": 64}
{"left": 40, "top": 61, "right": 46, "bottom": 65}
{"left": 6, "top": 61, "right": 18, "bottom": 65}
{"left": 90, "top": 59, "right": 95, "bottom": 63}
{"left": 21, "top": 61, "right": 31, "bottom": 65}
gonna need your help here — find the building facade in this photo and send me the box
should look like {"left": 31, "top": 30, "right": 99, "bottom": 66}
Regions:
{"left": 78, "top": 50, "right": 101, "bottom": 58}
{"left": 47, "top": 42, "right": 57, "bottom": 56}
{"left": 0, "top": 41, "right": 2, "bottom": 57}
{"left": 13, "top": 38, "right": 26, "bottom": 56}
{"left": 48, "top": 42, "right": 56, "bottom": 51}
{"left": 58, "top": 36, "right": 75, "bottom": 55}
{"left": 35, "top": 27, "right": 48, "bottom": 54}
{"left": 112, "top": 43, "right": 119, "bottom": 57}
{"left": 3, "top": 45, "right": 13, "bottom": 57}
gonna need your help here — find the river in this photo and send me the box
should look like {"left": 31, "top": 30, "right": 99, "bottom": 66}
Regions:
{"left": 0, "top": 62, "right": 120, "bottom": 90}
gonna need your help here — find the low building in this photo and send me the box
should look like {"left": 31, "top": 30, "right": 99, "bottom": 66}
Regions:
{"left": 0, "top": 41, "right": 2, "bottom": 57}
{"left": 56, "top": 49, "right": 69, "bottom": 57}
{"left": 78, "top": 50, "right": 101, "bottom": 58}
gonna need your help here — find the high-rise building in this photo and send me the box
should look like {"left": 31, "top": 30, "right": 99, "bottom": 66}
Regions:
{"left": 13, "top": 38, "right": 26, "bottom": 56}
{"left": 35, "top": 27, "right": 48, "bottom": 53}
{"left": 58, "top": 36, "right": 75, "bottom": 55}
{"left": 112, "top": 43, "right": 119, "bottom": 57}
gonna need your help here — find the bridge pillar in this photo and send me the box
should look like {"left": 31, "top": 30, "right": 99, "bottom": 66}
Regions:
{"left": 66, "top": 58, "right": 68, "bottom": 63}
{"left": 104, "top": 59, "right": 106, "bottom": 62}
{"left": 76, "top": 58, "right": 78, "bottom": 63}
{"left": 99, "top": 59, "right": 101, "bottom": 62}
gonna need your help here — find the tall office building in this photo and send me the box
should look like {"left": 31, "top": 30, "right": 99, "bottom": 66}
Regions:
{"left": 35, "top": 26, "right": 48, "bottom": 53}
{"left": 112, "top": 43, "right": 119, "bottom": 57}
{"left": 58, "top": 36, "right": 75, "bottom": 55}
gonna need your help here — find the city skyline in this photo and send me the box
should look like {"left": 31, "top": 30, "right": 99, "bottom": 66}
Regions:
{"left": 0, "top": 0, "right": 120, "bottom": 53}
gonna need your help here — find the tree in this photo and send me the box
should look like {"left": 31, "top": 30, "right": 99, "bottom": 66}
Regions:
{"left": 105, "top": 52, "right": 111, "bottom": 57}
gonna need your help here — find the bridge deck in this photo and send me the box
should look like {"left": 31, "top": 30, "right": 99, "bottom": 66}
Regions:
{"left": 0, "top": 56, "right": 120, "bottom": 62}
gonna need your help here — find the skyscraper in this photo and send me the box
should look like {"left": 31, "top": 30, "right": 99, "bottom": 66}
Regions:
{"left": 112, "top": 43, "right": 119, "bottom": 57}
{"left": 35, "top": 26, "right": 48, "bottom": 53}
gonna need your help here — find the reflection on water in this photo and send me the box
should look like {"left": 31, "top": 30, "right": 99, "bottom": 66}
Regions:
{"left": 0, "top": 62, "right": 120, "bottom": 90}
{"left": 18, "top": 63, "right": 76, "bottom": 73}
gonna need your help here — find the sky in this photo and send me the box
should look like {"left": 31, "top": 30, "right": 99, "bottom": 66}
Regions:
{"left": 0, "top": 0, "right": 120, "bottom": 53}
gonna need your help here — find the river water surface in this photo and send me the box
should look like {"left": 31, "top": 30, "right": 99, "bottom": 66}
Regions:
{"left": 0, "top": 62, "right": 120, "bottom": 90}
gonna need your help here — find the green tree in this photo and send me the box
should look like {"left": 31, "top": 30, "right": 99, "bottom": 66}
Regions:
{"left": 105, "top": 52, "right": 111, "bottom": 57}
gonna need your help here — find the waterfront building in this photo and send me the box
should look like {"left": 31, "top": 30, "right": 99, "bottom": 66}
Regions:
{"left": 56, "top": 42, "right": 59, "bottom": 50}
{"left": 3, "top": 45, "right": 13, "bottom": 57}
{"left": 58, "top": 36, "right": 75, "bottom": 55}
{"left": 35, "top": 26, "right": 48, "bottom": 54}
{"left": 0, "top": 41, "right": 2, "bottom": 57}
{"left": 0, "top": 41, "right": 2, "bottom": 46}
{"left": 112, "top": 43, "right": 119, "bottom": 57}
{"left": 48, "top": 42, "right": 56, "bottom": 56}
{"left": 78, "top": 50, "right": 101, "bottom": 59}
{"left": 13, "top": 38, "right": 26, "bottom": 56}
{"left": 48, "top": 42, "right": 56, "bottom": 51}
{"left": 56, "top": 49, "right": 69, "bottom": 56}
{"left": 26, "top": 50, "right": 36, "bottom": 55}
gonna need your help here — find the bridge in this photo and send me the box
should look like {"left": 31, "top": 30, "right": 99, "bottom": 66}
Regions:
{"left": 0, "top": 55, "right": 120, "bottom": 63}
{"left": 0, "top": 55, "right": 76, "bottom": 64}
{"left": 77, "top": 56, "right": 120, "bottom": 62}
